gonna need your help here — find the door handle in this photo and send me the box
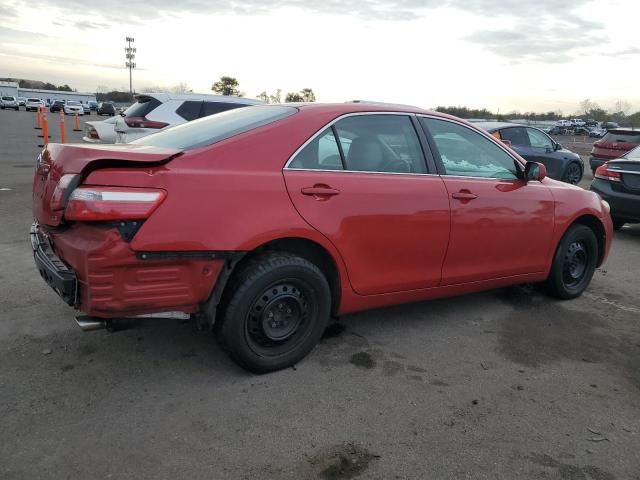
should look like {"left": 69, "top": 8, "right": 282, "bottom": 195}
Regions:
{"left": 451, "top": 190, "right": 478, "bottom": 200}
{"left": 301, "top": 185, "right": 340, "bottom": 197}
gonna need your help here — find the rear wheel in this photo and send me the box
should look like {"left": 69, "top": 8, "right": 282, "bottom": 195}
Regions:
{"left": 544, "top": 224, "right": 598, "bottom": 299}
{"left": 217, "top": 252, "right": 331, "bottom": 373}
{"left": 563, "top": 162, "right": 582, "bottom": 184}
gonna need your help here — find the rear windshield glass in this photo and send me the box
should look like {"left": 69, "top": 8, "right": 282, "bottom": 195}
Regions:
{"left": 124, "top": 97, "right": 161, "bottom": 118}
{"left": 602, "top": 131, "right": 640, "bottom": 143}
{"left": 131, "top": 105, "right": 297, "bottom": 150}
{"left": 626, "top": 145, "right": 640, "bottom": 160}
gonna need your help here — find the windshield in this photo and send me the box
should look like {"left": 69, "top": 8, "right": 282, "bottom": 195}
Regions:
{"left": 67, "top": 101, "right": 80, "bottom": 106}
{"left": 131, "top": 105, "right": 297, "bottom": 150}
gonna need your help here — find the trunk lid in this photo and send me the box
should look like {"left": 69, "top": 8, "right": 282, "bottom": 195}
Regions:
{"left": 606, "top": 159, "right": 640, "bottom": 194}
{"left": 33, "top": 143, "right": 181, "bottom": 226}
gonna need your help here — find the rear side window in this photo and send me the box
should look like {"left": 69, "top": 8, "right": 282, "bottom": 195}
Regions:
{"left": 602, "top": 131, "right": 640, "bottom": 144}
{"left": 201, "top": 101, "right": 246, "bottom": 118}
{"left": 124, "top": 97, "right": 161, "bottom": 118}
{"left": 176, "top": 101, "right": 202, "bottom": 121}
{"left": 500, "top": 127, "right": 529, "bottom": 146}
{"left": 289, "top": 128, "right": 343, "bottom": 170}
{"left": 131, "top": 105, "right": 297, "bottom": 150}
{"left": 288, "top": 115, "right": 426, "bottom": 173}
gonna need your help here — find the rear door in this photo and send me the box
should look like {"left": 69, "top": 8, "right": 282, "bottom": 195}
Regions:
{"left": 284, "top": 113, "right": 451, "bottom": 295}
{"left": 419, "top": 116, "right": 555, "bottom": 285}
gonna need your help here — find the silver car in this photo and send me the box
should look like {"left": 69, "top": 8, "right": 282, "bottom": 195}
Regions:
{"left": 1, "top": 96, "right": 19, "bottom": 110}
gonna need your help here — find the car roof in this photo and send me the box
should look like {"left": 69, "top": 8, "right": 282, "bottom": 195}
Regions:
{"left": 290, "top": 102, "right": 439, "bottom": 116}
{"left": 137, "top": 93, "right": 264, "bottom": 105}
{"left": 606, "top": 128, "right": 640, "bottom": 134}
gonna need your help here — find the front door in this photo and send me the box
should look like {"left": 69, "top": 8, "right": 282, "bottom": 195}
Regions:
{"left": 284, "top": 114, "right": 451, "bottom": 295}
{"left": 419, "top": 117, "right": 555, "bottom": 285}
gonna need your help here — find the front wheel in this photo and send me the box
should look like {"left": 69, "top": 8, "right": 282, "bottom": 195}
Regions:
{"left": 217, "top": 252, "right": 331, "bottom": 373}
{"left": 544, "top": 224, "right": 598, "bottom": 299}
{"left": 563, "top": 162, "right": 582, "bottom": 184}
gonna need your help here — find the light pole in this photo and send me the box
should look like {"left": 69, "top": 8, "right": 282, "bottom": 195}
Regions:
{"left": 125, "top": 37, "right": 136, "bottom": 99}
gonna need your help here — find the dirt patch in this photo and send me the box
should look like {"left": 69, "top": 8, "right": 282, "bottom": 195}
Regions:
{"left": 527, "top": 453, "right": 615, "bottom": 480}
{"left": 349, "top": 352, "right": 375, "bottom": 369}
{"left": 307, "top": 443, "right": 378, "bottom": 480}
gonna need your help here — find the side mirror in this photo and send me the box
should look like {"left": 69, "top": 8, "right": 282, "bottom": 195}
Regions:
{"left": 525, "top": 161, "right": 546, "bottom": 182}
{"left": 554, "top": 142, "right": 562, "bottom": 151}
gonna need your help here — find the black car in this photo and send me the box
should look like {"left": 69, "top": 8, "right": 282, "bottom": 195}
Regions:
{"left": 477, "top": 122, "right": 584, "bottom": 184}
{"left": 97, "top": 102, "right": 115, "bottom": 116}
{"left": 590, "top": 145, "right": 640, "bottom": 230}
{"left": 49, "top": 100, "right": 65, "bottom": 113}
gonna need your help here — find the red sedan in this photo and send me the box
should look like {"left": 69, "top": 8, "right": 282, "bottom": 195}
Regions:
{"left": 31, "top": 103, "right": 613, "bottom": 372}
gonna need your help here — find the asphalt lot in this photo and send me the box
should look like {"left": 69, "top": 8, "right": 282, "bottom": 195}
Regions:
{"left": 1, "top": 108, "right": 639, "bottom": 480}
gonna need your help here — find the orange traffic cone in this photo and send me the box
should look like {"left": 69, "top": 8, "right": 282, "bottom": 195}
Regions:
{"left": 35, "top": 106, "right": 42, "bottom": 130}
{"left": 59, "top": 109, "right": 66, "bottom": 144}
{"left": 73, "top": 111, "right": 81, "bottom": 131}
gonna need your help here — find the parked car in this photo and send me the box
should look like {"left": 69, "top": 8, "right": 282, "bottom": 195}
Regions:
{"left": 31, "top": 103, "right": 613, "bottom": 372}
{"left": 478, "top": 122, "right": 584, "bottom": 184}
{"left": 63, "top": 100, "right": 84, "bottom": 116}
{"left": 556, "top": 120, "right": 572, "bottom": 128}
{"left": 17, "top": 97, "right": 26, "bottom": 107}
{"left": 591, "top": 144, "right": 640, "bottom": 230}
{"left": 589, "top": 129, "right": 640, "bottom": 173}
{"left": 1, "top": 96, "right": 19, "bottom": 110}
{"left": 88, "top": 101, "right": 98, "bottom": 111}
{"left": 573, "top": 126, "right": 591, "bottom": 135}
{"left": 585, "top": 119, "right": 598, "bottom": 127}
{"left": 25, "top": 98, "right": 45, "bottom": 112}
{"left": 113, "top": 93, "right": 263, "bottom": 143}
{"left": 81, "top": 102, "right": 90, "bottom": 114}
{"left": 602, "top": 122, "right": 620, "bottom": 130}
{"left": 97, "top": 102, "right": 116, "bottom": 116}
{"left": 82, "top": 116, "right": 118, "bottom": 144}
{"left": 589, "top": 128, "right": 607, "bottom": 138}
{"left": 49, "top": 100, "right": 65, "bottom": 113}
{"left": 570, "top": 118, "right": 586, "bottom": 127}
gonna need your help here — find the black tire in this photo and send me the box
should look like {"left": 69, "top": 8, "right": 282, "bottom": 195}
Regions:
{"left": 562, "top": 162, "right": 582, "bottom": 184}
{"left": 612, "top": 218, "right": 625, "bottom": 230}
{"left": 544, "top": 224, "right": 598, "bottom": 299}
{"left": 217, "top": 252, "right": 331, "bottom": 373}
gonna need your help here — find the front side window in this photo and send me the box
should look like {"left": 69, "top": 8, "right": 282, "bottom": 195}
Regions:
{"left": 527, "top": 128, "right": 553, "bottom": 149}
{"left": 420, "top": 117, "right": 520, "bottom": 180}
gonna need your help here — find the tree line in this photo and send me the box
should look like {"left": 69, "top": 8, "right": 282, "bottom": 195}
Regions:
{"left": 0, "top": 78, "right": 74, "bottom": 91}
{"left": 436, "top": 99, "right": 640, "bottom": 127}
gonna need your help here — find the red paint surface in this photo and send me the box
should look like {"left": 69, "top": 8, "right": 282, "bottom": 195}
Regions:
{"left": 32, "top": 103, "right": 613, "bottom": 318}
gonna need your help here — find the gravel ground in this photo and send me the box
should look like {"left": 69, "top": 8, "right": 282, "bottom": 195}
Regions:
{"left": 1, "top": 108, "right": 639, "bottom": 480}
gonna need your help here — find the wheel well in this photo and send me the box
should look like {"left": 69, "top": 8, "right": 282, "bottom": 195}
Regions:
{"left": 207, "top": 238, "right": 341, "bottom": 326}
{"left": 250, "top": 238, "right": 341, "bottom": 316}
{"left": 572, "top": 214, "right": 606, "bottom": 266}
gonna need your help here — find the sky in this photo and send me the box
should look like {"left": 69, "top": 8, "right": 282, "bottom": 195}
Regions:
{"left": 0, "top": 0, "right": 638, "bottom": 114}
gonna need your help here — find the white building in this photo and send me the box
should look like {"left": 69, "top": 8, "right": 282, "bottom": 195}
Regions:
{"left": 0, "top": 80, "right": 96, "bottom": 103}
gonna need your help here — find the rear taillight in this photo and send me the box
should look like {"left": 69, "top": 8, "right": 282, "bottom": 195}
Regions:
{"left": 594, "top": 164, "right": 621, "bottom": 182}
{"left": 50, "top": 174, "right": 80, "bottom": 211}
{"left": 87, "top": 127, "right": 99, "bottom": 139}
{"left": 124, "top": 116, "right": 169, "bottom": 129}
{"left": 64, "top": 186, "right": 166, "bottom": 221}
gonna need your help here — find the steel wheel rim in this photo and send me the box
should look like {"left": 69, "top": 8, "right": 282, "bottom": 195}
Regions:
{"left": 566, "top": 164, "right": 581, "bottom": 184}
{"left": 245, "top": 280, "right": 314, "bottom": 357}
{"left": 562, "top": 241, "right": 588, "bottom": 287}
